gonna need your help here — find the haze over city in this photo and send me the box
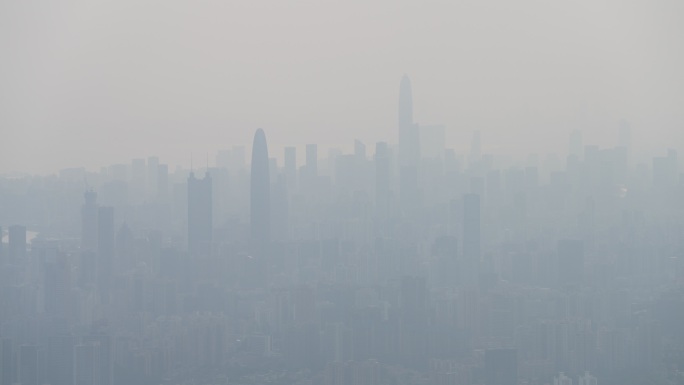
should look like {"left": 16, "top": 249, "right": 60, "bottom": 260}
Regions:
{"left": 1, "top": 0, "right": 683, "bottom": 174}
{"left": 1, "top": 2, "right": 684, "bottom": 385}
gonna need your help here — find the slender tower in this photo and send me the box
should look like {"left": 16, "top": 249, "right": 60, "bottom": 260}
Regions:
{"left": 188, "top": 171, "right": 212, "bottom": 257}
{"left": 398, "top": 75, "right": 420, "bottom": 211}
{"left": 250, "top": 128, "right": 271, "bottom": 244}
{"left": 462, "top": 193, "right": 481, "bottom": 288}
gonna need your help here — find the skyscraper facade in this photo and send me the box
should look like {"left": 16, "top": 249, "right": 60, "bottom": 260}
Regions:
{"left": 97, "top": 206, "right": 115, "bottom": 303}
{"left": 188, "top": 171, "right": 213, "bottom": 257}
{"left": 284, "top": 146, "right": 297, "bottom": 190}
{"left": 557, "top": 239, "right": 584, "bottom": 287}
{"left": 250, "top": 128, "right": 270, "bottom": 244}
{"left": 81, "top": 190, "right": 98, "bottom": 252}
{"left": 463, "top": 193, "right": 481, "bottom": 288}
{"left": 374, "top": 142, "right": 391, "bottom": 224}
{"left": 398, "top": 75, "right": 420, "bottom": 211}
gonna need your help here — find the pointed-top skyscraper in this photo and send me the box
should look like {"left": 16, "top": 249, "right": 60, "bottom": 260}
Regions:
{"left": 250, "top": 128, "right": 271, "bottom": 244}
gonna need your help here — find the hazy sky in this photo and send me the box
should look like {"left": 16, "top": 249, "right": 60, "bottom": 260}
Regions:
{"left": 1, "top": 0, "right": 683, "bottom": 174}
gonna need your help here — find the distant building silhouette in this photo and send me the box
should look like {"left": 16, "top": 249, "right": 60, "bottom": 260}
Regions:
{"left": 44, "top": 253, "right": 72, "bottom": 319}
{"left": 250, "top": 128, "right": 271, "bottom": 244}
{"left": 653, "top": 149, "right": 678, "bottom": 187}
{"left": 130, "top": 158, "right": 146, "bottom": 205}
{"left": 157, "top": 163, "right": 169, "bottom": 201}
{"left": 306, "top": 144, "right": 318, "bottom": 177}
{"left": 284, "top": 146, "right": 297, "bottom": 190}
{"left": 147, "top": 156, "right": 159, "bottom": 198}
{"left": 398, "top": 75, "right": 420, "bottom": 211}
{"left": 374, "top": 142, "right": 391, "bottom": 224}
{"left": 302, "top": 143, "right": 318, "bottom": 193}
{"left": 557, "top": 239, "right": 584, "bottom": 286}
{"left": 188, "top": 171, "right": 213, "bottom": 257}
{"left": 462, "top": 194, "right": 481, "bottom": 287}
{"left": 97, "top": 206, "right": 115, "bottom": 303}
{"left": 81, "top": 190, "right": 98, "bottom": 252}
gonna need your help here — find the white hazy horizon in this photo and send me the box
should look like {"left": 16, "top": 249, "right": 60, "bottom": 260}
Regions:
{"left": 1, "top": 0, "right": 683, "bottom": 174}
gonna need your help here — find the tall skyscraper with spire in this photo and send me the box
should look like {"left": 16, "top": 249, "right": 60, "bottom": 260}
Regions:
{"left": 250, "top": 128, "right": 271, "bottom": 244}
{"left": 398, "top": 75, "right": 420, "bottom": 211}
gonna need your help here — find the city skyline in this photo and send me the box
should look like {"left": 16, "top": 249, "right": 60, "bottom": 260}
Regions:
{"left": 1, "top": 2, "right": 683, "bottom": 383}
{"left": 0, "top": 76, "right": 681, "bottom": 385}
{"left": 2, "top": 1, "right": 683, "bottom": 174}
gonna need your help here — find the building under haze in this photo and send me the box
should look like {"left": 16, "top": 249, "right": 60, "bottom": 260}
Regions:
{"left": 1, "top": 68, "right": 684, "bottom": 385}
{"left": 462, "top": 193, "right": 481, "bottom": 288}
{"left": 81, "top": 190, "right": 98, "bottom": 252}
{"left": 97, "top": 206, "right": 115, "bottom": 304}
{"left": 188, "top": 171, "right": 213, "bottom": 257}
{"left": 557, "top": 239, "right": 584, "bottom": 287}
{"left": 250, "top": 128, "right": 271, "bottom": 244}
{"left": 374, "top": 142, "right": 391, "bottom": 224}
{"left": 284, "top": 146, "right": 297, "bottom": 190}
{"left": 398, "top": 75, "right": 420, "bottom": 212}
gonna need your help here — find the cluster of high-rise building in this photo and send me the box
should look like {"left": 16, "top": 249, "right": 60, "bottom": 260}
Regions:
{"left": 0, "top": 77, "right": 682, "bottom": 385}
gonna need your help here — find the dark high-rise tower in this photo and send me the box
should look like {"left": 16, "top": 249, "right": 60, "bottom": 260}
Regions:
{"left": 463, "top": 193, "right": 481, "bottom": 288}
{"left": 188, "top": 171, "right": 213, "bottom": 257}
{"left": 302, "top": 143, "right": 318, "bottom": 194}
{"left": 250, "top": 128, "right": 271, "bottom": 243}
{"left": 284, "top": 146, "right": 297, "bottom": 190}
{"left": 374, "top": 142, "right": 391, "bottom": 222}
{"left": 97, "top": 206, "right": 115, "bottom": 303}
{"left": 398, "top": 75, "right": 420, "bottom": 211}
